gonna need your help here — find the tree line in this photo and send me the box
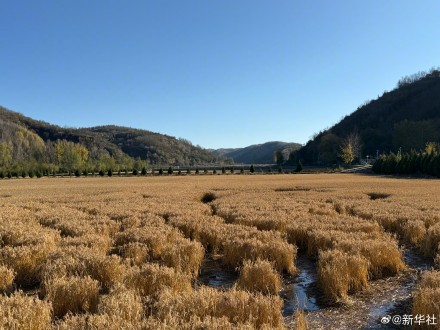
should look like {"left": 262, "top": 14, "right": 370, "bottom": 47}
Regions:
{"left": 372, "top": 142, "right": 440, "bottom": 177}
{"left": 0, "top": 136, "right": 149, "bottom": 178}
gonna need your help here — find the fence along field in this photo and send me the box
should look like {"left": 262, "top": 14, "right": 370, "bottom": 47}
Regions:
{"left": 0, "top": 174, "right": 439, "bottom": 329}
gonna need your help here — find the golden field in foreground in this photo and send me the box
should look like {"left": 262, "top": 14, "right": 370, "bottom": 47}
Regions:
{"left": 0, "top": 174, "right": 439, "bottom": 329}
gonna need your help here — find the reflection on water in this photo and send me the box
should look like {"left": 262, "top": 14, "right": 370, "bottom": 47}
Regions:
{"left": 282, "top": 254, "right": 323, "bottom": 316}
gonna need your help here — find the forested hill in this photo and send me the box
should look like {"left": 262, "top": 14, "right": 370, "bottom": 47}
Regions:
{"left": 211, "top": 141, "right": 301, "bottom": 164}
{"left": 292, "top": 69, "right": 440, "bottom": 165}
{"left": 0, "top": 106, "right": 230, "bottom": 170}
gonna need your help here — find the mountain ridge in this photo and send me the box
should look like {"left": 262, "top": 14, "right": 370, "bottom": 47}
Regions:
{"left": 291, "top": 69, "right": 440, "bottom": 165}
{"left": 0, "top": 106, "right": 230, "bottom": 167}
{"left": 210, "top": 141, "right": 302, "bottom": 164}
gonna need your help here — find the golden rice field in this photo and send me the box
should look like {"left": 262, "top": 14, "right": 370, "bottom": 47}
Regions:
{"left": 0, "top": 174, "right": 439, "bottom": 329}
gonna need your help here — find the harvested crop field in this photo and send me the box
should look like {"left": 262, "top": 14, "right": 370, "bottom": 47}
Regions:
{"left": 0, "top": 174, "right": 439, "bottom": 329}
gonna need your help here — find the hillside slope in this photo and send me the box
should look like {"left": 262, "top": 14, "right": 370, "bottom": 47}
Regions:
{"left": 0, "top": 106, "right": 229, "bottom": 166}
{"left": 293, "top": 69, "right": 440, "bottom": 164}
{"left": 211, "top": 141, "right": 301, "bottom": 164}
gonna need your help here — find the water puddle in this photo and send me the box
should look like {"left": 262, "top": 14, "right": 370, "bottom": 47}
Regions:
{"left": 198, "top": 256, "right": 238, "bottom": 288}
{"left": 362, "top": 247, "right": 434, "bottom": 329}
{"left": 302, "top": 247, "right": 434, "bottom": 330}
{"left": 198, "top": 249, "right": 433, "bottom": 329}
{"left": 282, "top": 254, "right": 324, "bottom": 316}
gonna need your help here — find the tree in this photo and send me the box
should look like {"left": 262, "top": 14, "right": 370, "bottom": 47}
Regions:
{"left": 340, "top": 143, "right": 355, "bottom": 166}
{"left": 295, "top": 160, "right": 303, "bottom": 172}
{"left": 425, "top": 142, "right": 440, "bottom": 155}
{"left": 167, "top": 166, "right": 173, "bottom": 175}
{"left": 249, "top": 165, "right": 255, "bottom": 173}
{"left": 339, "top": 132, "right": 362, "bottom": 166}
{"left": 54, "top": 140, "right": 89, "bottom": 173}
{"left": 318, "top": 133, "right": 342, "bottom": 164}
{"left": 0, "top": 142, "right": 12, "bottom": 167}
{"left": 141, "top": 167, "right": 147, "bottom": 176}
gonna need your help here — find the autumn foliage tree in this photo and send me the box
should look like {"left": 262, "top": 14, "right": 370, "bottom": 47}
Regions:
{"left": 339, "top": 133, "right": 362, "bottom": 166}
{"left": 54, "top": 140, "right": 89, "bottom": 173}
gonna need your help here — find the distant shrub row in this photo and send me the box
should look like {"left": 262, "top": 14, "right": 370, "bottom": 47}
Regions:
{"left": 373, "top": 149, "right": 440, "bottom": 177}
{"left": 0, "top": 165, "right": 303, "bottom": 179}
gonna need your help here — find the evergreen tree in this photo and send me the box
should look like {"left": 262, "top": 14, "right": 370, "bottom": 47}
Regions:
{"left": 107, "top": 169, "right": 113, "bottom": 177}
{"left": 74, "top": 169, "right": 81, "bottom": 177}
{"left": 132, "top": 168, "right": 138, "bottom": 176}
{"left": 249, "top": 165, "right": 255, "bottom": 173}
{"left": 168, "top": 167, "right": 173, "bottom": 175}
{"left": 295, "top": 160, "right": 303, "bottom": 172}
{"left": 159, "top": 168, "right": 163, "bottom": 175}
{"left": 141, "top": 167, "right": 147, "bottom": 176}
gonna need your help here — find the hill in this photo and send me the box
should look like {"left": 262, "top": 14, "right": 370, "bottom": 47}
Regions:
{"left": 0, "top": 106, "right": 230, "bottom": 170}
{"left": 211, "top": 141, "right": 302, "bottom": 164}
{"left": 292, "top": 69, "right": 440, "bottom": 165}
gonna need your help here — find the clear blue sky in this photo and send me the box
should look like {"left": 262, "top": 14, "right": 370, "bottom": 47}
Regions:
{"left": 1, "top": 1, "right": 439, "bottom": 148}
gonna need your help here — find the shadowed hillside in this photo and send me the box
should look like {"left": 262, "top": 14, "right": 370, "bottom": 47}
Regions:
{"left": 292, "top": 69, "right": 440, "bottom": 165}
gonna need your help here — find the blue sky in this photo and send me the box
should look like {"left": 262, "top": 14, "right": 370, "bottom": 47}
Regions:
{"left": 1, "top": 1, "right": 439, "bottom": 148}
